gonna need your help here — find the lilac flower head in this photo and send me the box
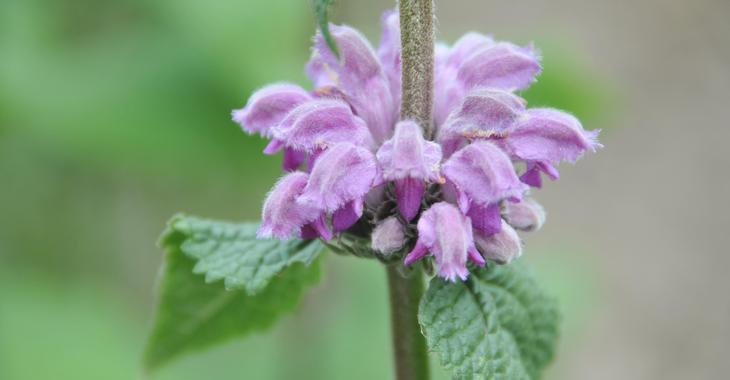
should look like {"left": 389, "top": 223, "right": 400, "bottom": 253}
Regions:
{"left": 233, "top": 9, "right": 601, "bottom": 281}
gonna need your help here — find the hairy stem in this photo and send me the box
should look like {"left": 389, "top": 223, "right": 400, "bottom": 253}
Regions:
{"left": 386, "top": 266, "right": 430, "bottom": 380}
{"left": 399, "top": 0, "right": 435, "bottom": 138}
{"left": 385, "top": 1, "right": 435, "bottom": 379}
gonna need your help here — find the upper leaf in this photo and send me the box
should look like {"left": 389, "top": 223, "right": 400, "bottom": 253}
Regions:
{"left": 143, "top": 215, "right": 324, "bottom": 371}
{"left": 418, "top": 260, "right": 560, "bottom": 379}
{"left": 169, "top": 214, "right": 323, "bottom": 294}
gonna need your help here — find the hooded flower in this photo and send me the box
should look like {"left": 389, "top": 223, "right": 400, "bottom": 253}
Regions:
{"left": 297, "top": 143, "right": 377, "bottom": 232}
{"left": 258, "top": 172, "right": 330, "bottom": 240}
{"left": 377, "top": 120, "right": 442, "bottom": 221}
{"left": 233, "top": 9, "right": 601, "bottom": 281}
{"left": 499, "top": 108, "right": 602, "bottom": 188}
{"left": 404, "top": 202, "right": 484, "bottom": 281}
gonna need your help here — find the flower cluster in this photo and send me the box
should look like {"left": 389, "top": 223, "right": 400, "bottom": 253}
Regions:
{"left": 233, "top": 10, "right": 601, "bottom": 281}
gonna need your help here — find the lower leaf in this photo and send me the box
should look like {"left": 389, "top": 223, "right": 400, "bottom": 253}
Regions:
{"left": 418, "top": 260, "right": 560, "bottom": 379}
{"left": 143, "top": 216, "right": 323, "bottom": 372}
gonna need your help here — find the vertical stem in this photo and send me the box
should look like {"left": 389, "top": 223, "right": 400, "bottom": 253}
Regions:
{"left": 386, "top": 1, "right": 435, "bottom": 379}
{"left": 399, "top": 0, "right": 435, "bottom": 138}
{"left": 387, "top": 266, "right": 430, "bottom": 380}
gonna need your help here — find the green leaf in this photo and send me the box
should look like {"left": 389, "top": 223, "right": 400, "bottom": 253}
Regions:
{"left": 313, "top": 0, "right": 339, "bottom": 58}
{"left": 418, "top": 261, "right": 560, "bottom": 379}
{"left": 169, "top": 214, "right": 323, "bottom": 294}
{"left": 143, "top": 215, "right": 324, "bottom": 371}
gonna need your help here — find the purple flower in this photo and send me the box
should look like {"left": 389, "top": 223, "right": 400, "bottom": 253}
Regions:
{"left": 499, "top": 108, "right": 602, "bottom": 188}
{"left": 232, "top": 83, "right": 312, "bottom": 137}
{"left": 438, "top": 88, "right": 526, "bottom": 157}
{"left": 442, "top": 141, "right": 528, "bottom": 210}
{"left": 377, "top": 120, "right": 442, "bottom": 221}
{"left": 307, "top": 24, "right": 397, "bottom": 144}
{"left": 404, "top": 202, "right": 484, "bottom": 281}
{"left": 233, "top": 9, "right": 601, "bottom": 281}
{"left": 258, "top": 172, "right": 330, "bottom": 240}
{"left": 297, "top": 143, "right": 377, "bottom": 231}
{"left": 271, "top": 98, "right": 374, "bottom": 153}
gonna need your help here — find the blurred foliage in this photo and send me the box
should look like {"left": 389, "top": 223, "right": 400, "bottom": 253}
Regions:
{"left": 521, "top": 41, "right": 617, "bottom": 130}
{"left": 0, "top": 0, "right": 612, "bottom": 379}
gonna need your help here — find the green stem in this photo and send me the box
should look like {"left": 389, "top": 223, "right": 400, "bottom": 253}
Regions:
{"left": 386, "top": 266, "right": 430, "bottom": 380}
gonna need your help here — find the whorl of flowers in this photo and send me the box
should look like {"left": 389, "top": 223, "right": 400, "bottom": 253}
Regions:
{"left": 232, "top": 10, "right": 601, "bottom": 281}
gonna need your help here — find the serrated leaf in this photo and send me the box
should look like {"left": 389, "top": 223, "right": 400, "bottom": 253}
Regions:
{"left": 143, "top": 215, "right": 323, "bottom": 371}
{"left": 169, "top": 214, "right": 323, "bottom": 294}
{"left": 419, "top": 261, "right": 560, "bottom": 380}
{"left": 313, "top": 0, "right": 339, "bottom": 58}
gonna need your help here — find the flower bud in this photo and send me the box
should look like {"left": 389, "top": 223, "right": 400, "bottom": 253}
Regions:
{"left": 503, "top": 197, "right": 546, "bottom": 232}
{"left": 371, "top": 217, "right": 406, "bottom": 255}
{"left": 474, "top": 220, "right": 522, "bottom": 264}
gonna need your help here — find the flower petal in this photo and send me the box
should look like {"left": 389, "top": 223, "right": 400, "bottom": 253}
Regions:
{"left": 300, "top": 214, "right": 333, "bottom": 241}
{"left": 447, "top": 32, "right": 495, "bottom": 68}
{"left": 258, "top": 172, "right": 320, "bottom": 239}
{"left": 282, "top": 148, "right": 306, "bottom": 172}
{"left": 377, "top": 120, "right": 442, "bottom": 181}
{"left": 519, "top": 161, "right": 559, "bottom": 188}
{"left": 457, "top": 42, "right": 541, "bottom": 91}
{"left": 332, "top": 200, "right": 364, "bottom": 232}
{"left": 438, "top": 88, "right": 526, "bottom": 157}
{"left": 467, "top": 202, "right": 502, "bottom": 235}
{"left": 442, "top": 141, "right": 527, "bottom": 207}
{"left": 502, "top": 108, "right": 602, "bottom": 164}
{"left": 271, "top": 98, "right": 374, "bottom": 152}
{"left": 297, "top": 143, "right": 377, "bottom": 212}
{"left": 232, "top": 83, "right": 311, "bottom": 137}
{"left": 377, "top": 10, "right": 401, "bottom": 109}
{"left": 433, "top": 33, "right": 494, "bottom": 127}
{"left": 395, "top": 177, "right": 425, "bottom": 222}
{"left": 403, "top": 239, "right": 429, "bottom": 266}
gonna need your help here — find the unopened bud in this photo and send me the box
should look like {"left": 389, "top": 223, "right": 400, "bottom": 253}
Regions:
{"left": 474, "top": 220, "right": 522, "bottom": 264}
{"left": 371, "top": 217, "right": 406, "bottom": 255}
{"left": 503, "top": 197, "right": 545, "bottom": 232}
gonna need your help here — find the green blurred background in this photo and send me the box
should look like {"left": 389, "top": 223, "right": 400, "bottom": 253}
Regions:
{"left": 3, "top": 0, "right": 728, "bottom": 379}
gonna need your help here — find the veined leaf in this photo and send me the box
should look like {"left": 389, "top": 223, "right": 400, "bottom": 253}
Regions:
{"left": 169, "top": 214, "right": 323, "bottom": 294}
{"left": 419, "top": 261, "right": 560, "bottom": 379}
{"left": 143, "top": 215, "right": 324, "bottom": 371}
